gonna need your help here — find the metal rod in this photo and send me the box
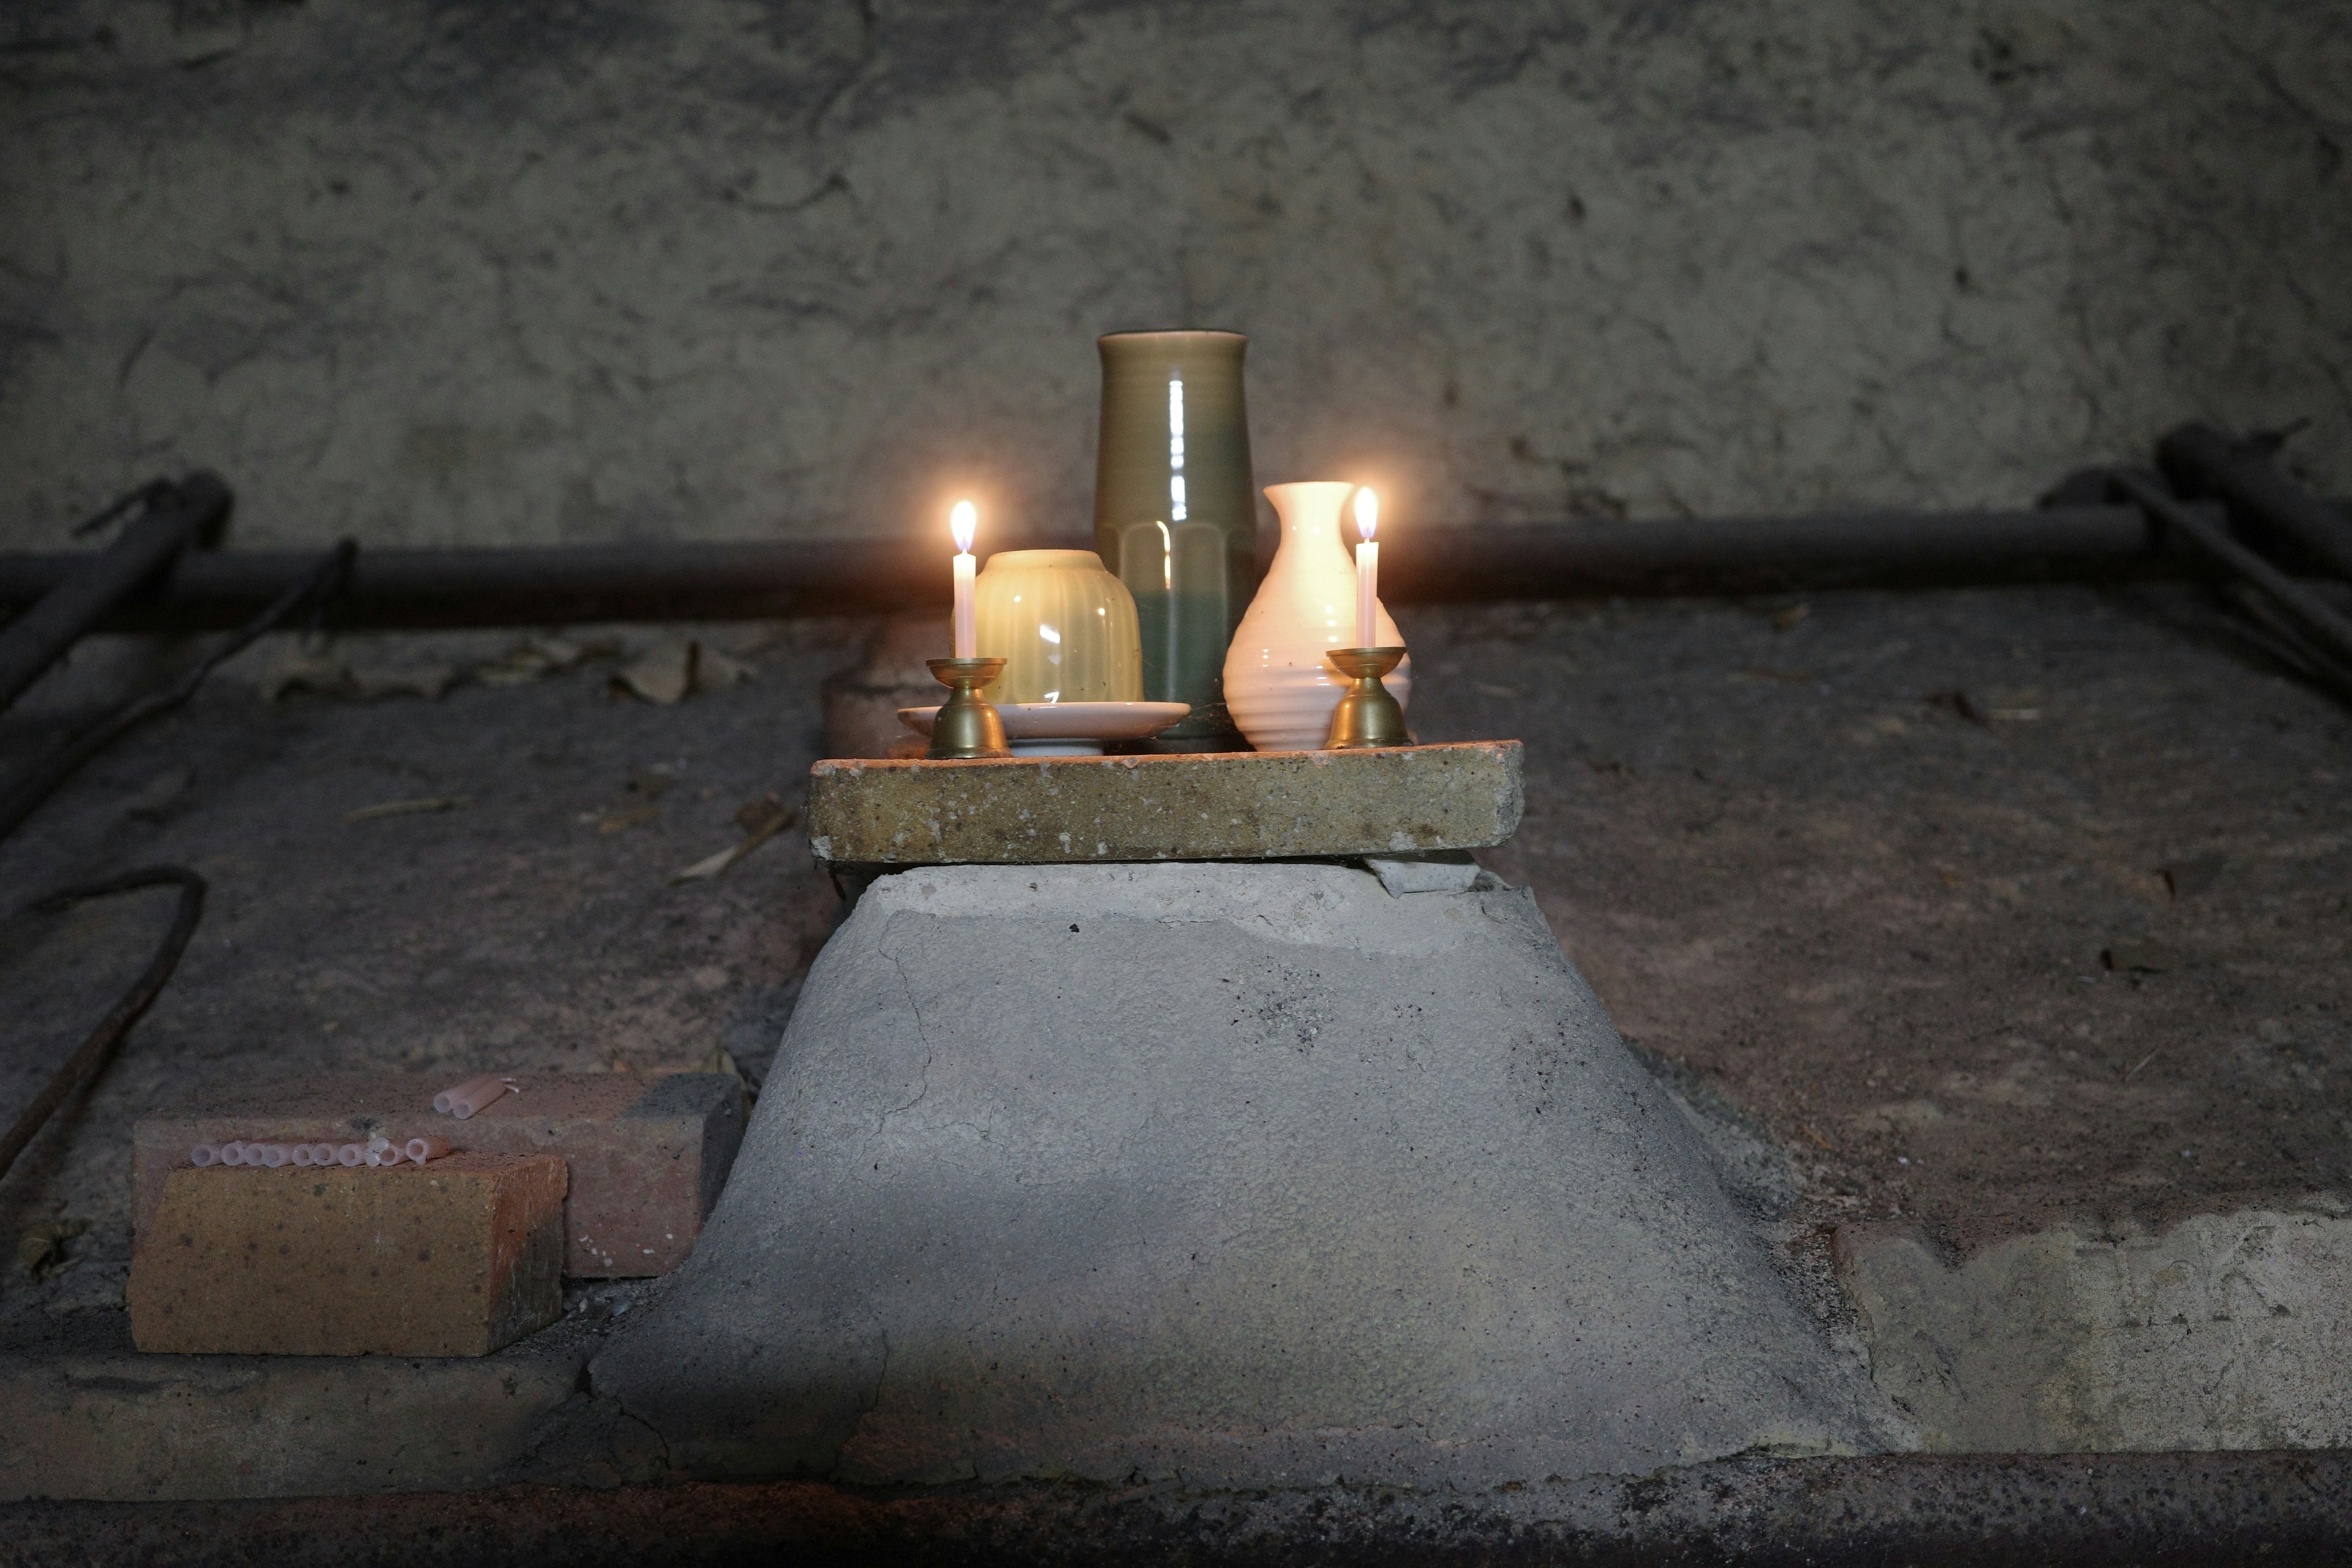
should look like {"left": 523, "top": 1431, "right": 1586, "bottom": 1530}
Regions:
{"left": 0, "top": 473, "right": 232, "bottom": 709}
{"left": 2158, "top": 422, "right": 2352, "bottom": 580}
{"left": 1377, "top": 505, "right": 2188, "bottom": 600}
{"left": 0, "top": 540, "right": 355, "bottom": 843}
{"left": 0, "top": 867, "right": 207, "bottom": 1188}
{"left": 2109, "top": 469, "right": 2352, "bottom": 683}
{"left": 0, "top": 506, "right": 2219, "bottom": 633}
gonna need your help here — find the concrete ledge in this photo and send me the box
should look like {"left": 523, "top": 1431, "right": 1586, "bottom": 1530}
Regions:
{"left": 0, "top": 1308, "right": 610, "bottom": 1502}
{"left": 804, "top": 741, "right": 1523, "bottom": 865}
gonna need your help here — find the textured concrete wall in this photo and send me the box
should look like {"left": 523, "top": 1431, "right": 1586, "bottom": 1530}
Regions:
{"left": 3, "top": 0, "right": 2346, "bottom": 550}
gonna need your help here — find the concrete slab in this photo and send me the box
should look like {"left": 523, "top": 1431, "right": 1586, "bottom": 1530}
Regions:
{"left": 803, "top": 741, "right": 1522, "bottom": 865}
{"left": 1837, "top": 1202, "right": 2352, "bottom": 1452}
{"left": 593, "top": 861, "right": 1904, "bottom": 1487}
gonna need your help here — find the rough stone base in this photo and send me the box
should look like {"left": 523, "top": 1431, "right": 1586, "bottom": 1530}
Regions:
{"left": 594, "top": 861, "right": 1905, "bottom": 1486}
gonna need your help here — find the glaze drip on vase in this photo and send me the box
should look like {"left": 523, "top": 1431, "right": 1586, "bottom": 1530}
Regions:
{"left": 1223, "top": 482, "right": 1411, "bottom": 753}
{"left": 1091, "top": 331, "right": 1260, "bottom": 748}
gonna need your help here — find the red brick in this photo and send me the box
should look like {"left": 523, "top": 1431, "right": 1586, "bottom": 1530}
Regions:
{"left": 134, "top": 1071, "right": 744, "bottom": 1277}
{"left": 127, "top": 1153, "right": 565, "bottom": 1357}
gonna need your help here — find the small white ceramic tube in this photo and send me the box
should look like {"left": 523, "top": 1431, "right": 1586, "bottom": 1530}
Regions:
{"left": 257, "top": 1144, "right": 289, "bottom": 1168}
{"left": 217, "top": 1142, "right": 244, "bottom": 1166}
{"left": 190, "top": 1144, "right": 219, "bottom": 1167}
{"left": 451, "top": 1081, "right": 508, "bottom": 1114}
{"left": 337, "top": 1144, "right": 364, "bottom": 1167}
{"left": 291, "top": 1145, "right": 316, "bottom": 1167}
{"left": 451, "top": 1080, "right": 508, "bottom": 1120}
{"left": 312, "top": 1144, "right": 339, "bottom": 1164}
{"left": 404, "top": 1136, "right": 451, "bottom": 1164}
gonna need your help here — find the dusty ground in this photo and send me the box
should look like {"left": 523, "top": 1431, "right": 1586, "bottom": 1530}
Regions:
{"left": 1, "top": 580, "right": 2347, "bottom": 1325}
{"left": 1417, "top": 585, "right": 2350, "bottom": 1253}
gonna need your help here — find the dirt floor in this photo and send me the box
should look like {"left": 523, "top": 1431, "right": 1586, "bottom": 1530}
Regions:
{"left": 1, "top": 580, "right": 2347, "bottom": 1328}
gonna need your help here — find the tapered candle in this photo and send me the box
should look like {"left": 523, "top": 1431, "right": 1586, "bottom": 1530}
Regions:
{"left": 1353, "top": 487, "right": 1380, "bottom": 648}
{"left": 950, "top": 500, "right": 978, "bottom": 658}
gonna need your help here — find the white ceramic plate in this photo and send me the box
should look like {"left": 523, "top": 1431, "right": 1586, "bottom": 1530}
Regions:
{"left": 899, "top": 700, "right": 1191, "bottom": 755}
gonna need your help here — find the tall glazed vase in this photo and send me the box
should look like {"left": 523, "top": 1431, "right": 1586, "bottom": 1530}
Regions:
{"left": 1223, "top": 481, "right": 1411, "bottom": 752}
{"left": 1092, "top": 330, "right": 1259, "bottom": 749}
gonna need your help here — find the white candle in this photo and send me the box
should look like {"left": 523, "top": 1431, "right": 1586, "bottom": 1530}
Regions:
{"left": 1353, "top": 487, "right": 1380, "bottom": 648}
{"left": 950, "top": 500, "right": 978, "bottom": 658}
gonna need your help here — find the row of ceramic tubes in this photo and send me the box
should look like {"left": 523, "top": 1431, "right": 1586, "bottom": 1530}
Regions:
{"left": 190, "top": 1136, "right": 451, "bottom": 1169}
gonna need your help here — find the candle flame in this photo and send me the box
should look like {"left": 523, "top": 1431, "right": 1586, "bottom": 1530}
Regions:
{"left": 1354, "top": 486, "right": 1379, "bottom": 543}
{"left": 949, "top": 499, "right": 976, "bottom": 554}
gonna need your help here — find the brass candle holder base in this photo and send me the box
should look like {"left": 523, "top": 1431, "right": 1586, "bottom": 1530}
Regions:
{"left": 1323, "top": 647, "right": 1409, "bottom": 749}
{"left": 925, "top": 657, "right": 1010, "bottom": 760}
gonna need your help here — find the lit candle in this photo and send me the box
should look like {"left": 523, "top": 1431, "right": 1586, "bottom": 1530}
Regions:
{"left": 1353, "top": 487, "right": 1380, "bottom": 648}
{"left": 950, "top": 500, "right": 978, "bottom": 658}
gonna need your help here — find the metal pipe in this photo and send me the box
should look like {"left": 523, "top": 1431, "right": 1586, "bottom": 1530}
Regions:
{"left": 0, "top": 540, "right": 355, "bottom": 843}
{"left": 1376, "top": 505, "right": 2188, "bottom": 600}
{"left": 2109, "top": 469, "right": 2352, "bottom": 687}
{"left": 2158, "top": 422, "right": 2352, "bottom": 580}
{"left": 0, "top": 505, "right": 2218, "bottom": 633}
{"left": 0, "top": 473, "right": 232, "bottom": 709}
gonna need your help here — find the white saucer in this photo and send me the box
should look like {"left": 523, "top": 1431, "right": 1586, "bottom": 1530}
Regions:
{"left": 898, "top": 700, "right": 1192, "bottom": 756}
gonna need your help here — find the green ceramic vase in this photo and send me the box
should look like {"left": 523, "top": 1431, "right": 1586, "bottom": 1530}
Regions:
{"left": 1091, "top": 330, "right": 1259, "bottom": 747}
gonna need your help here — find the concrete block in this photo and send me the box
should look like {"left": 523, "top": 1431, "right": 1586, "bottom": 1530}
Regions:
{"left": 1836, "top": 1204, "right": 2352, "bottom": 1452}
{"left": 594, "top": 861, "right": 1901, "bottom": 1488}
{"left": 132, "top": 1071, "right": 745, "bottom": 1278}
{"left": 805, "top": 740, "right": 1523, "bottom": 865}
{"left": 128, "top": 1153, "right": 565, "bottom": 1357}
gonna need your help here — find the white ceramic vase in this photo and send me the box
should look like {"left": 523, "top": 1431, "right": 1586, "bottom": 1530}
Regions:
{"left": 1222, "top": 481, "right": 1411, "bottom": 752}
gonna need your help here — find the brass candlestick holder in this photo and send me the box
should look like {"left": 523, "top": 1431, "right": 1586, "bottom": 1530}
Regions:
{"left": 924, "top": 657, "right": 1010, "bottom": 760}
{"left": 1323, "top": 646, "right": 1409, "bottom": 749}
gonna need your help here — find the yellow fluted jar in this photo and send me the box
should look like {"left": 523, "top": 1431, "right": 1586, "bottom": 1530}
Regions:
{"left": 974, "top": 549, "right": 1145, "bottom": 704}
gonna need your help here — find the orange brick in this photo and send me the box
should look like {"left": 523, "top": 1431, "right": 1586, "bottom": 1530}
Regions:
{"left": 132, "top": 1071, "right": 745, "bottom": 1278}
{"left": 127, "top": 1153, "right": 565, "bottom": 1357}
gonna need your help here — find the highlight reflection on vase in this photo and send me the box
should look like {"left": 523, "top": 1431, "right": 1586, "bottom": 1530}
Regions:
{"left": 1222, "top": 481, "right": 1411, "bottom": 753}
{"left": 1092, "top": 330, "right": 1259, "bottom": 747}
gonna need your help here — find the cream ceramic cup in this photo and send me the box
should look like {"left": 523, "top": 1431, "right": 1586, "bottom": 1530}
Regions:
{"left": 974, "top": 549, "right": 1145, "bottom": 704}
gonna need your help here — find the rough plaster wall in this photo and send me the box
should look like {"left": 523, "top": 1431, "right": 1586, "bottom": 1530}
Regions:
{"left": 2, "top": 0, "right": 2346, "bottom": 551}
